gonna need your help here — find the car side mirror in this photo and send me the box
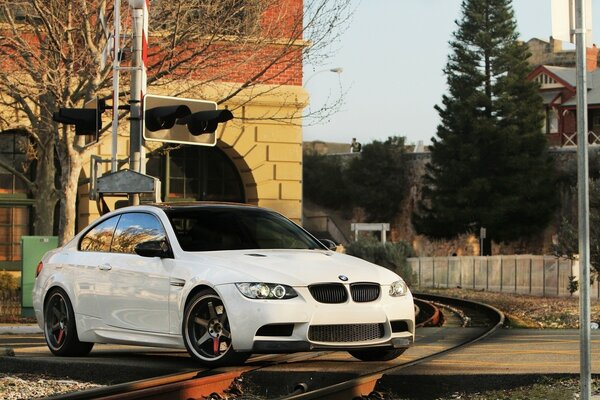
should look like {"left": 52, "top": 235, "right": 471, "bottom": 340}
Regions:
{"left": 134, "top": 240, "right": 173, "bottom": 258}
{"left": 319, "top": 239, "right": 338, "bottom": 251}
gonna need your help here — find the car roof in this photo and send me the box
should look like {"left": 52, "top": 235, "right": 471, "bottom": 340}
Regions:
{"left": 145, "top": 201, "right": 258, "bottom": 212}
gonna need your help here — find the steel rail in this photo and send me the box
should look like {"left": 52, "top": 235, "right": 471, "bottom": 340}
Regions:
{"left": 278, "top": 293, "right": 505, "bottom": 399}
{"left": 50, "top": 351, "right": 334, "bottom": 399}
{"left": 414, "top": 298, "right": 443, "bottom": 327}
{"left": 52, "top": 294, "right": 503, "bottom": 400}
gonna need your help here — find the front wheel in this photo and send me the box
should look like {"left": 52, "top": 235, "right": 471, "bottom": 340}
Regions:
{"left": 348, "top": 347, "right": 406, "bottom": 362}
{"left": 183, "top": 289, "right": 249, "bottom": 366}
{"left": 43, "top": 288, "right": 94, "bottom": 357}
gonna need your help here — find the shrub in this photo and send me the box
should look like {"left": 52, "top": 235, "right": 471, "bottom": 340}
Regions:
{"left": 345, "top": 237, "right": 416, "bottom": 285}
{"left": 0, "top": 270, "right": 18, "bottom": 291}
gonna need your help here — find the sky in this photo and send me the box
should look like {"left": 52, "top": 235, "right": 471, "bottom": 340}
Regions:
{"left": 302, "top": 0, "right": 600, "bottom": 146}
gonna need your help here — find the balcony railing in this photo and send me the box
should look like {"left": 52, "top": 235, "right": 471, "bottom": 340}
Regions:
{"left": 561, "top": 130, "right": 600, "bottom": 146}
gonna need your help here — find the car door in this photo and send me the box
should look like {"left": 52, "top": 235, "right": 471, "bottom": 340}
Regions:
{"left": 74, "top": 215, "right": 121, "bottom": 319}
{"left": 94, "top": 212, "right": 172, "bottom": 333}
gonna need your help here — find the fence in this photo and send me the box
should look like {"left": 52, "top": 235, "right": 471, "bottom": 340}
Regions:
{"left": 407, "top": 255, "right": 600, "bottom": 299}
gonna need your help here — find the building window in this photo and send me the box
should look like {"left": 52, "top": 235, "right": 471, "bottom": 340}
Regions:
{"left": 0, "top": 131, "right": 34, "bottom": 267}
{"left": 592, "top": 113, "right": 600, "bottom": 132}
{"left": 0, "top": 207, "right": 29, "bottom": 262}
{"left": 544, "top": 107, "right": 559, "bottom": 134}
{"left": 0, "top": 133, "right": 32, "bottom": 194}
{"left": 147, "top": 145, "right": 244, "bottom": 203}
{"left": 150, "top": 0, "right": 261, "bottom": 36}
{"left": 0, "top": 4, "right": 42, "bottom": 25}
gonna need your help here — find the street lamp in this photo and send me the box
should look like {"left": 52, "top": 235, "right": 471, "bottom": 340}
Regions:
{"left": 303, "top": 67, "right": 344, "bottom": 87}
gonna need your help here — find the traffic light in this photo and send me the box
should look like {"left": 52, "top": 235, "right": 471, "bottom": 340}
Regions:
{"left": 53, "top": 98, "right": 105, "bottom": 143}
{"left": 177, "top": 109, "right": 234, "bottom": 135}
{"left": 144, "top": 95, "right": 233, "bottom": 146}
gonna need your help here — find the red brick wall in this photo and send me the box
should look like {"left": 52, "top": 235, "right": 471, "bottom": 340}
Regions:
{"left": 587, "top": 45, "right": 599, "bottom": 71}
{"left": 1, "top": 0, "right": 305, "bottom": 87}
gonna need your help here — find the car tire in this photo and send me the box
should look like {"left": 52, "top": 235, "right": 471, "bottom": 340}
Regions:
{"left": 43, "top": 288, "right": 94, "bottom": 357}
{"left": 183, "top": 289, "right": 249, "bottom": 366}
{"left": 348, "top": 348, "right": 406, "bottom": 362}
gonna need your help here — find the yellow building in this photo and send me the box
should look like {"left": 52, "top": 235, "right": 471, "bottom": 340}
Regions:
{"left": 77, "top": 84, "right": 308, "bottom": 230}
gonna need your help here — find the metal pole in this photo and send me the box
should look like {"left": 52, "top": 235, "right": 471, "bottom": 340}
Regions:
{"left": 500, "top": 256, "right": 504, "bottom": 292}
{"left": 129, "top": 6, "right": 144, "bottom": 205}
{"left": 111, "top": 0, "right": 122, "bottom": 173}
{"left": 418, "top": 257, "right": 422, "bottom": 288}
{"left": 472, "top": 257, "right": 475, "bottom": 289}
{"left": 514, "top": 257, "right": 518, "bottom": 293}
{"left": 575, "top": 0, "right": 592, "bottom": 397}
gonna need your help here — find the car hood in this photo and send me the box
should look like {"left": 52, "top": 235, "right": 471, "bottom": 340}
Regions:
{"left": 179, "top": 249, "right": 402, "bottom": 286}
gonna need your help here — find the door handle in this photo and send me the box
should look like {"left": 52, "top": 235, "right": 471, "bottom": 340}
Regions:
{"left": 98, "top": 263, "right": 112, "bottom": 271}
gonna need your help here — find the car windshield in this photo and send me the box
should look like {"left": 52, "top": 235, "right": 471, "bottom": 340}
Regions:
{"left": 165, "top": 207, "right": 325, "bottom": 252}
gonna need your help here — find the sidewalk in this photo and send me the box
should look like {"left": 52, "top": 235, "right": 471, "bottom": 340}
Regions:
{"left": 0, "top": 324, "right": 42, "bottom": 335}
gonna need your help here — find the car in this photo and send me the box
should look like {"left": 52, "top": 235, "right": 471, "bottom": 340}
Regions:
{"left": 33, "top": 203, "right": 415, "bottom": 366}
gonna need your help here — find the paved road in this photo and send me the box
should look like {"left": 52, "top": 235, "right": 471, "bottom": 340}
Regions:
{"left": 394, "top": 329, "right": 600, "bottom": 375}
{"left": 2, "top": 328, "right": 599, "bottom": 397}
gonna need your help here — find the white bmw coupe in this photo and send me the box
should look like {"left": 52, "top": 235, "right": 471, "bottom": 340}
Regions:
{"left": 33, "top": 203, "right": 415, "bottom": 366}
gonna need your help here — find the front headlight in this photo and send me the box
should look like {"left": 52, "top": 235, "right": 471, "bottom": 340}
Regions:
{"left": 389, "top": 279, "right": 408, "bottom": 297}
{"left": 236, "top": 283, "right": 298, "bottom": 299}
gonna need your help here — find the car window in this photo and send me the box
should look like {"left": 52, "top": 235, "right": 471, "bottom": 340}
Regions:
{"left": 79, "top": 215, "right": 120, "bottom": 252}
{"left": 167, "top": 207, "right": 324, "bottom": 252}
{"left": 111, "top": 212, "right": 167, "bottom": 254}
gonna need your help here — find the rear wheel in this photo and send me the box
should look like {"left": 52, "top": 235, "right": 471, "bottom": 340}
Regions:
{"left": 183, "top": 289, "right": 249, "bottom": 366}
{"left": 44, "top": 288, "right": 93, "bottom": 357}
{"left": 348, "top": 348, "right": 406, "bottom": 362}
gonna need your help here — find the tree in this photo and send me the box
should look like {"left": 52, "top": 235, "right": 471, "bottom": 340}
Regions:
{"left": 0, "top": 0, "right": 353, "bottom": 243}
{"left": 303, "top": 136, "right": 409, "bottom": 222}
{"left": 413, "top": 0, "right": 557, "bottom": 243}
{"left": 303, "top": 151, "right": 352, "bottom": 211}
{"left": 346, "top": 136, "right": 408, "bottom": 222}
{"left": 553, "top": 179, "right": 600, "bottom": 275}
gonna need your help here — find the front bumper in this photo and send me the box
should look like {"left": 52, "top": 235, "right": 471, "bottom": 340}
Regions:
{"left": 252, "top": 336, "right": 413, "bottom": 353}
{"left": 216, "top": 284, "right": 415, "bottom": 353}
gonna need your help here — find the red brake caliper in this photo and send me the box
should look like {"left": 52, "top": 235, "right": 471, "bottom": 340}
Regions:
{"left": 57, "top": 327, "right": 64, "bottom": 344}
{"left": 213, "top": 337, "right": 219, "bottom": 355}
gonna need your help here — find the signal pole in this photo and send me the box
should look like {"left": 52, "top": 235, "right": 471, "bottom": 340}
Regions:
{"left": 128, "top": 0, "right": 149, "bottom": 205}
{"left": 575, "top": 0, "right": 592, "bottom": 398}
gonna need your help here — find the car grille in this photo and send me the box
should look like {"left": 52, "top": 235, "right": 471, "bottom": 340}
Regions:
{"left": 309, "top": 283, "right": 348, "bottom": 303}
{"left": 350, "top": 283, "right": 380, "bottom": 302}
{"left": 308, "top": 323, "right": 385, "bottom": 343}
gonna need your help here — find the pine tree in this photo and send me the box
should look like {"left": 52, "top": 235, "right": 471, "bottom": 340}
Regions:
{"left": 413, "top": 0, "right": 557, "bottom": 243}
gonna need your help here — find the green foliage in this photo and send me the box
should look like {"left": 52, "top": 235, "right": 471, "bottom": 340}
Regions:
{"left": 345, "top": 237, "right": 416, "bottom": 285}
{"left": 567, "top": 275, "right": 578, "bottom": 296}
{"left": 413, "top": 0, "right": 557, "bottom": 243}
{"left": 346, "top": 136, "right": 408, "bottom": 221}
{"left": 0, "top": 270, "right": 18, "bottom": 291}
{"left": 303, "top": 152, "right": 352, "bottom": 211}
{"left": 553, "top": 179, "right": 600, "bottom": 274}
{"left": 303, "top": 136, "right": 409, "bottom": 222}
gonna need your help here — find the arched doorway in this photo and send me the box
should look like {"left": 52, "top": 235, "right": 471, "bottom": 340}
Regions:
{"left": 147, "top": 145, "right": 245, "bottom": 203}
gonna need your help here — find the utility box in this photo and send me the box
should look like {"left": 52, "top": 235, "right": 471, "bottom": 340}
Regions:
{"left": 21, "top": 236, "right": 58, "bottom": 317}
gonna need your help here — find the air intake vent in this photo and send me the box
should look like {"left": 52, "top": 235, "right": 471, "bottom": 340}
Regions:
{"left": 309, "top": 323, "right": 385, "bottom": 343}
{"left": 309, "top": 284, "right": 348, "bottom": 304}
{"left": 350, "top": 283, "right": 380, "bottom": 302}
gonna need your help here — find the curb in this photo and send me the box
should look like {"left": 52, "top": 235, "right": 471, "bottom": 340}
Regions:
{"left": 0, "top": 325, "right": 42, "bottom": 335}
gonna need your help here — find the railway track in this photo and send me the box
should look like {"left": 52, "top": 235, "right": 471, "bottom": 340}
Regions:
{"left": 48, "top": 294, "right": 504, "bottom": 400}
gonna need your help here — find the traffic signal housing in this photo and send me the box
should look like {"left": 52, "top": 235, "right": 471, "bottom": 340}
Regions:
{"left": 144, "top": 95, "right": 233, "bottom": 146}
{"left": 53, "top": 98, "right": 105, "bottom": 144}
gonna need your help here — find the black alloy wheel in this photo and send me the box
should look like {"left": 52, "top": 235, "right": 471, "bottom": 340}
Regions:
{"left": 43, "top": 288, "right": 93, "bottom": 356}
{"left": 183, "top": 289, "right": 248, "bottom": 366}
